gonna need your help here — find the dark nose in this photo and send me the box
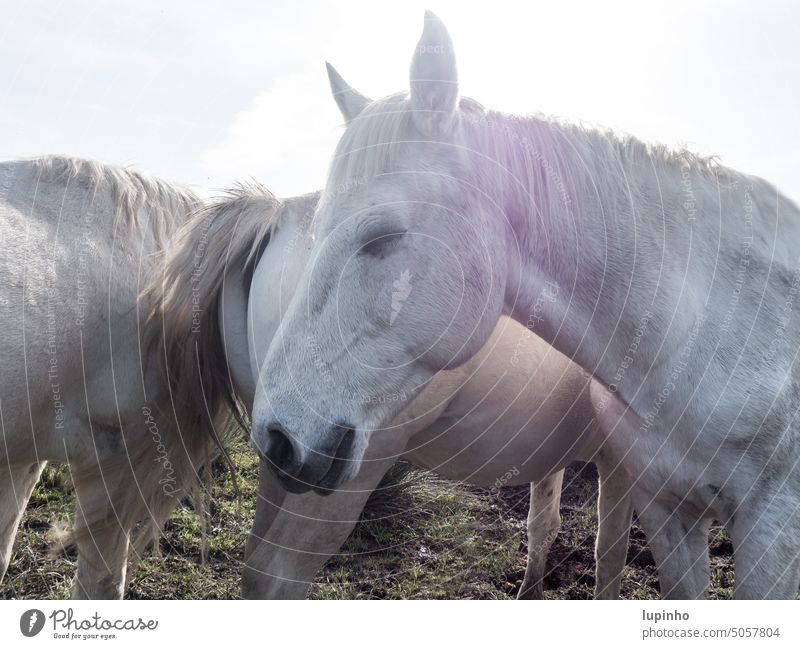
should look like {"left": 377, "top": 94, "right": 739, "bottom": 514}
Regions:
{"left": 261, "top": 423, "right": 304, "bottom": 477}
{"left": 255, "top": 421, "right": 358, "bottom": 494}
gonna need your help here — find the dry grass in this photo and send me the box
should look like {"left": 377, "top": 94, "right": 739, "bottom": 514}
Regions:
{"left": 1, "top": 438, "right": 738, "bottom": 600}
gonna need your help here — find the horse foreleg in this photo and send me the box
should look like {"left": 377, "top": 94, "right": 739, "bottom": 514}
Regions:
{"left": 243, "top": 453, "right": 397, "bottom": 599}
{"left": 244, "top": 458, "right": 288, "bottom": 563}
{"left": 634, "top": 496, "right": 710, "bottom": 599}
{"left": 518, "top": 470, "right": 564, "bottom": 599}
{"left": 729, "top": 490, "right": 800, "bottom": 599}
{"left": 71, "top": 478, "right": 130, "bottom": 600}
{"left": 0, "top": 461, "right": 46, "bottom": 582}
{"left": 594, "top": 452, "right": 633, "bottom": 599}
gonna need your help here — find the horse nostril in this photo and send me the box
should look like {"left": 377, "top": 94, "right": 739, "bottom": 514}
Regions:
{"left": 265, "top": 426, "right": 300, "bottom": 476}
{"left": 333, "top": 425, "right": 356, "bottom": 460}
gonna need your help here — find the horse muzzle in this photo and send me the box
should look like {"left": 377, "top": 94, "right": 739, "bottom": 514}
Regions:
{"left": 253, "top": 421, "right": 359, "bottom": 495}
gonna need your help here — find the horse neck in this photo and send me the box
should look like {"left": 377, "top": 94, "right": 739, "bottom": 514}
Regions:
{"left": 466, "top": 111, "right": 717, "bottom": 392}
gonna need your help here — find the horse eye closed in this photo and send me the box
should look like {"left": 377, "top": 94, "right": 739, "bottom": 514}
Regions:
{"left": 359, "top": 231, "right": 405, "bottom": 258}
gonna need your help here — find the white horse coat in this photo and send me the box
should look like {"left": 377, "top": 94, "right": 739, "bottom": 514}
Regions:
{"left": 207, "top": 192, "right": 633, "bottom": 599}
{"left": 0, "top": 157, "right": 631, "bottom": 600}
{"left": 0, "top": 156, "right": 211, "bottom": 598}
{"left": 254, "top": 13, "right": 800, "bottom": 599}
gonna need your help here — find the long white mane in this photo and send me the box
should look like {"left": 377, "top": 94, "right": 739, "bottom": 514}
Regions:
{"left": 323, "top": 92, "right": 761, "bottom": 230}
{"left": 30, "top": 154, "right": 199, "bottom": 246}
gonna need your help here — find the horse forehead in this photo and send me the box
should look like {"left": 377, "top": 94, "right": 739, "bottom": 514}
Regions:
{"left": 311, "top": 198, "right": 358, "bottom": 240}
{"left": 325, "top": 172, "right": 419, "bottom": 210}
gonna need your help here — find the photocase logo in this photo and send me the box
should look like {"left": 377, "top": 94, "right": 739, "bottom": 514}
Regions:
{"left": 391, "top": 269, "right": 413, "bottom": 325}
{"left": 20, "top": 609, "right": 45, "bottom": 637}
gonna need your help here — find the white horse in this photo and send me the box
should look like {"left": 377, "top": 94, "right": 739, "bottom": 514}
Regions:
{"left": 164, "top": 190, "right": 634, "bottom": 599}
{"left": 255, "top": 12, "right": 800, "bottom": 599}
{"left": 0, "top": 156, "right": 232, "bottom": 598}
{"left": 0, "top": 157, "right": 630, "bottom": 600}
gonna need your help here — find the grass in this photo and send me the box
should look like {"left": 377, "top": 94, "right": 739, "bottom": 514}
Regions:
{"left": 1, "top": 438, "right": 739, "bottom": 600}
{"left": 310, "top": 463, "right": 526, "bottom": 599}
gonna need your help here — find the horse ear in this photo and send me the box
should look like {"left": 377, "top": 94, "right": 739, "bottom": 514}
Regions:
{"left": 326, "top": 62, "right": 371, "bottom": 123}
{"left": 409, "top": 11, "right": 458, "bottom": 137}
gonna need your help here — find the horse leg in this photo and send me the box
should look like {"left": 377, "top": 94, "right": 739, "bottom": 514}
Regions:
{"left": 0, "top": 462, "right": 46, "bottom": 582}
{"left": 518, "top": 470, "right": 564, "bottom": 599}
{"left": 729, "top": 492, "right": 800, "bottom": 599}
{"left": 593, "top": 452, "right": 634, "bottom": 599}
{"left": 634, "top": 497, "right": 710, "bottom": 599}
{"left": 71, "top": 476, "right": 130, "bottom": 600}
{"left": 243, "top": 458, "right": 289, "bottom": 583}
{"left": 243, "top": 453, "right": 398, "bottom": 599}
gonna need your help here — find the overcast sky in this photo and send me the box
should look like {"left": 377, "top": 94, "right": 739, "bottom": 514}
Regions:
{"left": 1, "top": 0, "right": 798, "bottom": 201}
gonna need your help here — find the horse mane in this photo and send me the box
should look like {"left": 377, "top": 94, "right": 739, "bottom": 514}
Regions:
{"left": 57, "top": 182, "right": 287, "bottom": 565}
{"left": 30, "top": 154, "right": 199, "bottom": 247}
{"left": 140, "top": 181, "right": 284, "bottom": 493}
{"left": 319, "top": 92, "right": 414, "bottom": 211}
{"left": 322, "top": 91, "right": 746, "bottom": 224}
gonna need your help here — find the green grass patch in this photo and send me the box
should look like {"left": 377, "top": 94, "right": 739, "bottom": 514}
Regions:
{"left": 1, "top": 442, "right": 742, "bottom": 599}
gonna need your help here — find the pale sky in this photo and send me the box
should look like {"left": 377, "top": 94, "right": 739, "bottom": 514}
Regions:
{"left": 1, "top": 0, "right": 798, "bottom": 201}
